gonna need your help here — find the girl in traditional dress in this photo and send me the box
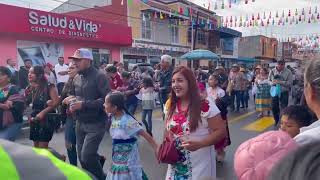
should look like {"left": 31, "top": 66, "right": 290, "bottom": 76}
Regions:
{"left": 104, "top": 92, "right": 158, "bottom": 180}
{"left": 255, "top": 68, "right": 272, "bottom": 118}
{"left": 164, "top": 66, "right": 226, "bottom": 180}
{"left": 207, "top": 74, "right": 231, "bottom": 163}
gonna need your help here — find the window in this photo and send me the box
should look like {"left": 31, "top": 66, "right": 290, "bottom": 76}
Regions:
{"left": 197, "top": 30, "right": 206, "bottom": 45}
{"left": 141, "top": 12, "right": 152, "bottom": 40}
{"left": 170, "top": 20, "right": 179, "bottom": 43}
{"left": 262, "top": 40, "right": 266, "bottom": 55}
{"left": 188, "top": 28, "right": 192, "bottom": 43}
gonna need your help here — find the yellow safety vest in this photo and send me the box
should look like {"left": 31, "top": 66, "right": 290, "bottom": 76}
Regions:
{"left": 0, "top": 140, "right": 93, "bottom": 180}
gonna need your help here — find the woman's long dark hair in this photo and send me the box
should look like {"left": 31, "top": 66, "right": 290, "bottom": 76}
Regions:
{"left": 106, "top": 92, "right": 136, "bottom": 120}
{"left": 168, "top": 66, "right": 201, "bottom": 132}
{"left": 0, "top": 66, "right": 12, "bottom": 85}
{"left": 32, "top": 65, "right": 48, "bottom": 91}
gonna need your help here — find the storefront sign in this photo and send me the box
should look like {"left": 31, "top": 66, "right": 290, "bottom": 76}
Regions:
{"left": 0, "top": 4, "right": 132, "bottom": 45}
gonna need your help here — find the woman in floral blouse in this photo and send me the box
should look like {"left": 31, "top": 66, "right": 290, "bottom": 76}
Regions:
{"left": 164, "top": 66, "right": 226, "bottom": 180}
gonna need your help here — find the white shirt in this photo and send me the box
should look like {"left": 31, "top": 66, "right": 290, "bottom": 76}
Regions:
{"left": 294, "top": 120, "right": 320, "bottom": 145}
{"left": 54, "top": 64, "right": 69, "bottom": 83}
{"left": 207, "top": 87, "right": 225, "bottom": 101}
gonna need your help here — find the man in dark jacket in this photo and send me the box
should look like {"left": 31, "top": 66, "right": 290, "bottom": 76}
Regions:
{"left": 159, "top": 55, "right": 173, "bottom": 120}
{"left": 18, "top": 59, "right": 32, "bottom": 90}
{"left": 68, "top": 48, "right": 110, "bottom": 180}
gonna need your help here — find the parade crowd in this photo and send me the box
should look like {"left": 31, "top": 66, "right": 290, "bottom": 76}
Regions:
{"left": 1, "top": 48, "right": 320, "bottom": 180}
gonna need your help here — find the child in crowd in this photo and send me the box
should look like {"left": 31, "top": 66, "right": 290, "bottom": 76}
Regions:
{"left": 104, "top": 92, "right": 158, "bottom": 180}
{"left": 139, "top": 77, "right": 157, "bottom": 136}
{"left": 280, "top": 105, "right": 313, "bottom": 138}
{"left": 207, "top": 74, "right": 231, "bottom": 162}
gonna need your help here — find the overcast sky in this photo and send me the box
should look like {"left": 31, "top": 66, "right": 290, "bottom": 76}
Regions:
{"left": 1, "top": 0, "right": 319, "bottom": 39}
{"left": 192, "top": 0, "right": 320, "bottom": 39}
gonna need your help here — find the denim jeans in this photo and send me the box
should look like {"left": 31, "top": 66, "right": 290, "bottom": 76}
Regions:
{"left": 64, "top": 118, "right": 77, "bottom": 166}
{"left": 243, "top": 90, "right": 249, "bottom": 108}
{"left": 142, "top": 109, "right": 153, "bottom": 133}
{"left": 272, "top": 91, "right": 289, "bottom": 126}
{"left": 231, "top": 90, "right": 244, "bottom": 111}
{"left": 0, "top": 123, "right": 23, "bottom": 141}
{"left": 159, "top": 92, "right": 169, "bottom": 120}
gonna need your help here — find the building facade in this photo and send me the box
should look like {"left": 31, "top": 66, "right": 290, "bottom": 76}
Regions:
{"left": 52, "top": 0, "right": 240, "bottom": 69}
{"left": 238, "top": 35, "right": 278, "bottom": 65}
{"left": 0, "top": 3, "right": 132, "bottom": 67}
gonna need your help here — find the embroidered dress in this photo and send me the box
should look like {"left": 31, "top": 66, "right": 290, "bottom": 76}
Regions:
{"left": 207, "top": 87, "right": 231, "bottom": 151}
{"left": 107, "top": 113, "right": 145, "bottom": 180}
{"left": 255, "top": 79, "right": 272, "bottom": 112}
{"left": 164, "top": 99, "right": 220, "bottom": 180}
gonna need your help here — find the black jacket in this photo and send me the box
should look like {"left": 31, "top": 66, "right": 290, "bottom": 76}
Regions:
{"left": 18, "top": 67, "right": 29, "bottom": 89}
{"left": 71, "top": 66, "right": 110, "bottom": 123}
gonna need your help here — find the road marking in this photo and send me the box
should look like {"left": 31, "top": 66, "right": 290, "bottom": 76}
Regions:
{"left": 229, "top": 111, "right": 256, "bottom": 124}
{"left": 242, "top": 116, "right": 275, "bottom": 132}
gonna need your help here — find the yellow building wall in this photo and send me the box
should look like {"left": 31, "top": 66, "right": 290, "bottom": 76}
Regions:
{"left": 127, "top": 1, "right": 189, "bottom": 46}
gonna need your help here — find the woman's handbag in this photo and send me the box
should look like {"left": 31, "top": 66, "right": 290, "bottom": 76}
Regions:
{"left": 157, "top": 130, "right": 181, "bottom": 164}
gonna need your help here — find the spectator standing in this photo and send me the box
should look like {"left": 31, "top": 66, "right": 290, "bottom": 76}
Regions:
{"left": 294, "top": 60, "right": 320, "bottom": 145}
{"left": 251, "top": 65, "right": 262, "bottom": 102}
{"left": 60, "top": 62, "right": 78, "bottom": 166}
{"left": 54, "top": 57, "right": 69, "bottom": 95}
{"left": 18, "top": 59, "right": 32, "bottom": 90}
{"left": 106, "top": 65, "right": 123, "bottom": 91}
{"left": 240, "top": 67, "right": 250, "bottom": 109}
{"left": 214, "top": 66, "right": 228, "bottom": 90}
{"left": 6, "top": 58, "right": 18, "bottom": 85}
{"left": 139, "top": 77, "right": 156, "bottom": 136}
{"left": 268, "top": 60, "right": 293, "bottom": 126}
{"left": 68, "top": 48, "right": 110, "bottom": 180}
{"left": 159, "top": 55, "right": 173, "bottom": 119}
{"left": 255, "top": 68, "right": 272, "bottom": 118}
{"left": 153, "top": 64, "right": 161, "bottom": 82}
{"left": 229, "top": 64, "right": 246, "bottom": 112}
{"left": 118, "top": 71, "right": 140, "bottom": 115}
{"left": 44, "top": 63, "right": 57, "bottom": 85}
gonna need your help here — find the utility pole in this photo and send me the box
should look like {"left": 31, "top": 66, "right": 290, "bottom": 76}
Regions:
{"left": 193, "top": 11, "right": 199, "bottom": 50}
{"left": 191, "top": 11, "right": 199, "bottom": 69}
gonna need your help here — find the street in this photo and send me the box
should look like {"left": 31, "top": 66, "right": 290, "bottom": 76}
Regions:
{"left": 16, "top": 98, "right": 276, "bottom": 180}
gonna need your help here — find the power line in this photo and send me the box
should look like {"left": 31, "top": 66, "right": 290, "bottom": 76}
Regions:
{"left": 48, "top": 0, "right": 217, "bottom": 27}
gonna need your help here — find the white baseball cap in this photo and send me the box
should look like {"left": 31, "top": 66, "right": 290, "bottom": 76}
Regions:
{"left": 69, "top": 48, "right": 93, "bottom": 61}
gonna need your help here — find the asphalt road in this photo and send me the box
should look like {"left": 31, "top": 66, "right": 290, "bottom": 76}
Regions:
{"left": 16, "top": 99, "right": 276, "bottom": 180}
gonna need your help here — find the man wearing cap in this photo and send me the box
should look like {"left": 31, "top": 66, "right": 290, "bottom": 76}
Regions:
{"left": 269, "top": 60, "right": 293, "bottom": 126}
{"left": 68, "top": 48, "right": 110, "bottom": 180}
